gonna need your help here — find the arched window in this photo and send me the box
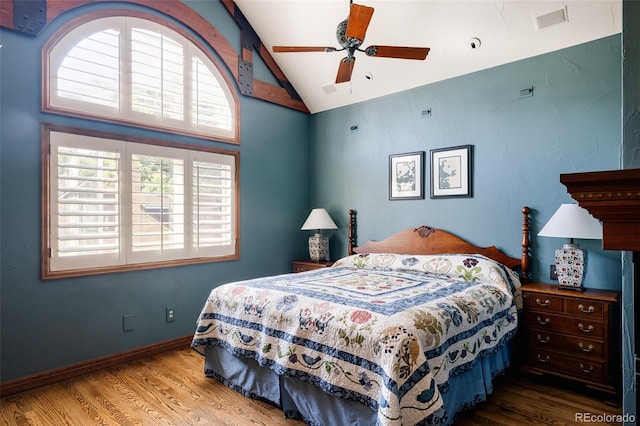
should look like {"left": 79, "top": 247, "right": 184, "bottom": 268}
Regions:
{"left": 41, "top": 11, "right": 240, "bottom": 278}
{"left": 44, "top": 13, "right": 238, "bottom": 143}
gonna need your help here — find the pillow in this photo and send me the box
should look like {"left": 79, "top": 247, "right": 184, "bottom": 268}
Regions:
{"left": 333, "top": 253, "right": 522, "bottom": 304}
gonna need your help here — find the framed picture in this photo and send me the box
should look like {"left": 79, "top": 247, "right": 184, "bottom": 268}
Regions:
{"left": 389, "top": 151, "right": 424, "bottom": 200}
{"left": 430, "top": 145, "right": 472, "bottom": 198}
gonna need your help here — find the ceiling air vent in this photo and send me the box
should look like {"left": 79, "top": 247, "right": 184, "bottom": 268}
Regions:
{"left": 534, "top": 7, "right": 568, "bottom": 31}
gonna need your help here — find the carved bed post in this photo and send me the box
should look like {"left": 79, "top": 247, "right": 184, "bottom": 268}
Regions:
{"left": 521, "top": 206, "right": 531, "bottom": 283}
{"left": 348, "top": 209, "right": 356, "bottom": 255}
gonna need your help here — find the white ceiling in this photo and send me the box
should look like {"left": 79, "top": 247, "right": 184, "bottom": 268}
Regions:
{"left": 234, "top": 0, "right": 621, "bottom": 114}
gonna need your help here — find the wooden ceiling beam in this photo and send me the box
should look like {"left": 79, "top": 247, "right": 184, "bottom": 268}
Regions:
{"left": 0, "top": 0, "right": 309, "bottom": 114}
{"left": 221, "top": 0, "right": 308, "bottom": 113}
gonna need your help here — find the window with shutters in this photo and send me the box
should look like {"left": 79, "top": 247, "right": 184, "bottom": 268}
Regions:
{"left": 43, "top": 13, "right": 238, "bottom": 143}
{"left": 43, "top": 125, "right": 239, "bottom": 279}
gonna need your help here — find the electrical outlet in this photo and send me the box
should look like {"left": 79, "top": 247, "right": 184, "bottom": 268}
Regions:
{"left": 166, "top": 307, "right": 176, "bottom": 322}
{"left": 123, "top": 314, "right": 134, "bottom": 331}
{"left": 550, "top": 264, "right": 558, "bottom": 280}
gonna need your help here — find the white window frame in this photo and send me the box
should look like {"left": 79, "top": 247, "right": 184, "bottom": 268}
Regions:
{"left": 42, "top": 124, "right": 239, "bottom": 279}
{"left": 43, "top": 11, "right": 239, "bottom": 143}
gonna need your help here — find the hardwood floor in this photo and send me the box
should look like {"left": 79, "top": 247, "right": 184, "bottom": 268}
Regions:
{"left": 455, "top": 374, "right": 623, "bottom": 426}
{"left": 1, "top": 347, "right": 623, "bottom": 425}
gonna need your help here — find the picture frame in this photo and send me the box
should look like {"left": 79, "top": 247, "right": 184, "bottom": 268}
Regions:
{"left": 430, "top": 145, "right": 472, "bottom": 198}
{"left": 389, "top": 151, "right": 424, "bottom": 200}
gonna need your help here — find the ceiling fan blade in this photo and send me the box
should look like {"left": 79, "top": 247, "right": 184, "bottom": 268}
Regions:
{"left": 336, "top": 57, "right": 356, "bottom": 83}
{"left": 364, "top": 46, "right": 430, "bottom": 60}
{"left": 273, "top": 46, "right": 338, "bottom": 53}
{"left": 345, "top": 4, "right": 374, "bottom": 44}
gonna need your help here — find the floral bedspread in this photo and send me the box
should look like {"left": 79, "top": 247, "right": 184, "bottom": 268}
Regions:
{"left": 191, "top": 253, "right": 522, "bottom": 425}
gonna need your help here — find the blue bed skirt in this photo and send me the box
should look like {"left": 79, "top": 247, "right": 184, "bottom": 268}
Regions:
{"left": 199, "top": 342, "right": 511, "bottom": 425}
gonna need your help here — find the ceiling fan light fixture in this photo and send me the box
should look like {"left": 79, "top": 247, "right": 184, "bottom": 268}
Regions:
{"left": 336, "top": 19, "right": 348, "bottom": 46}
{"left": 272, "top": 2, "right": 430, "bottom": 84}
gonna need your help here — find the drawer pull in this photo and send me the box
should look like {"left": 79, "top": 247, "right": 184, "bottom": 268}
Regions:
{"left": 578, "top": 343, "right": 594, "bottom": 353}
{"left": 579, "top": 363, "right": 594, "bottom": 373}
{"left": 536, "top": 354, "right": 550, "bottom": 363}
{"left": 536, "top": 316, "right": 550, "bottom": 325}
{"left": 535, "top": 298, "right": 551, "bottom": 307}
{"left": 578, "top": 323, "right": 595, "bottom": 333}
{"left": 536, "top": 334, "right": 550, "bottom": 344}
{"left": 578, "top": 304, "right": 595, "bottom": 314}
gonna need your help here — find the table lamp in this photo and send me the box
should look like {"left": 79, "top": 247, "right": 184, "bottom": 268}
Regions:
{"left": 301, "top": 208, "right": 337, "bottom": 262}
{"left": 538, "top": 203, "right": 602, "bottom": 290}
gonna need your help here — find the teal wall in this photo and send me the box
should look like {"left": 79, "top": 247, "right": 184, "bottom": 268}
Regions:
{"left": 0, "top": 1, "right": 310, "bottom": 381}
{"left": 311, "top": 34, "right": 622, "bottom": 291}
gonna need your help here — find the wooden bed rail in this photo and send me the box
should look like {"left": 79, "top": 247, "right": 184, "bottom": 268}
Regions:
{"left": 347, "top": 207, "right": 531, "bottom": 283}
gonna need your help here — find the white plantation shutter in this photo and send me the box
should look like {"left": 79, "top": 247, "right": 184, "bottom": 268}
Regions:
{"left": 192, "top": 56, "right": 232, "bottom": 131}
{"left": 47, "top": 129, "right": 237, "bottom": 274}
{"left": 130, "top": 153, "right": 185, "bottom": 258}
{"left": 47, "top": 16, "right": 236, "bottom": 141}
{"left": 56, "top": 28, "right": 120, "bottom": 109}
{"left": 56, "top": 149, "right": 120, "bottom": 254}
{"left": 50, "top": 133, "right": 124, "bottom": 271}
{"left": 130, "top": 27, "right": 185, "bottom": 120}
{"left": 193, "top": 159, "right": 234, "bottom": 254}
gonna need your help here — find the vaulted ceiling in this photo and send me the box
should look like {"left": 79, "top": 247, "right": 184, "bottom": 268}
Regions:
{"left": 235, "top": 0, "right": 622, "bottom": 114}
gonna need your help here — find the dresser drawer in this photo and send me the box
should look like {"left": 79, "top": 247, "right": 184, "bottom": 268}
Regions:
{"left": 520, "top": 283, "right": 620, "bottom": 399}
{"left": 565, "top": 298, "right": 604, "bottom": 319}
{"left": 524, "top": 293, "right": 564, "bottom": 313}
{"left": 527, "top": 350, "right": 605, "bottom": 383}
{"left": 525, "top": 311, "right": 604, "bottom": 339}
{"left": 526, "top": 330, "right": 605, "bottom": 360}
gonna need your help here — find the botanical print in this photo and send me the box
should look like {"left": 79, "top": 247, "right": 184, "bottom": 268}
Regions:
{"left": 389, "top": 152, "right": 424, "bottom": 200}
{"left": 395, "top": 160, "right": 416, "bottom": 192}
{"left": 430, "top": 145, "right": 472, "bottom": 198}
{"left": 438, "top": 155, "right": 461, "bottom": 189}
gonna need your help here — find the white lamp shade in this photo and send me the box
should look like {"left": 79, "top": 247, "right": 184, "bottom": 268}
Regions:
{"left": 301, "top": 208, "right": 338, "bottom": 231}
{"left": 538, "top": 203, "right": 602, "bottom": 240}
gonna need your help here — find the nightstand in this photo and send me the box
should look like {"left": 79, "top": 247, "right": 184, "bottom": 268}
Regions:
{"left": 520, "top": 282, "right": 620, "bottom": 401}
{"left": 291, "top": 260, "right": 334, "bottom": 273}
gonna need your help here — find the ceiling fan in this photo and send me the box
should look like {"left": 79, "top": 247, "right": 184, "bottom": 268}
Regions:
{"left": 272, "top": 2, "right": 430, "bottom": 84}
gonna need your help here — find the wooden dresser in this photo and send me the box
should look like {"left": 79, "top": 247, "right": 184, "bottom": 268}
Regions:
{"left": 521, "top": 282, "right": 620, "bottom": 400}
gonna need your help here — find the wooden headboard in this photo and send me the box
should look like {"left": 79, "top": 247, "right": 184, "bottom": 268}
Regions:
{"left": 347, "top": 207, "right": 531, "bottom": 283}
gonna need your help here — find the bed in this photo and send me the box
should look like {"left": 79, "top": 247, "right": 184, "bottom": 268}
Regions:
{"left": 192, "top": 207, "right": 531, "bottom": 425}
